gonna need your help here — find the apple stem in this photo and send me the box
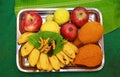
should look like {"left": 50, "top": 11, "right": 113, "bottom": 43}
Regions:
{"left": 30, "top": 18, "right": 33, "bottom": 22}
{"left": 27, "top": 14, "right": 34, "bottom": 22}
{"left": 80, "top": 12, "right": 83, "bottom": 15}
{"left": 69, "top": 27, "right": 73, "bottom": 31}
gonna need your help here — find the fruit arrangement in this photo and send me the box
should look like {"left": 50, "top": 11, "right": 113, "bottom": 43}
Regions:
{"left": 17, "top": 6, "right": 104, "bottom": 72}
{"left": 18, "top": 32, "right": 78, "bottom": 71}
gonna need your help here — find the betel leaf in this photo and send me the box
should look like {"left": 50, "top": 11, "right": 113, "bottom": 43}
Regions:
{"left": 28, "top": 31, "right": 64, "bottom": 55}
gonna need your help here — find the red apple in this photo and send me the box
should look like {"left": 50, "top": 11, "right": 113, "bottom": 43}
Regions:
{"left": 60, "top": 23, "right": 78, "bottom": 41}
{"left": 19, "top": 18, "right": 26, "bottom": 34}
{"left": 20, "top": 11, "right": 42, "bottom": 32}
{"left": 70, "top": 7, "right": 89, "bottom": 27}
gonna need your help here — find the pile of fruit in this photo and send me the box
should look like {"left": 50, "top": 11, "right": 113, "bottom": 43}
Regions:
{"left": 18, "top": 6, "right": 104, "bottom": 72}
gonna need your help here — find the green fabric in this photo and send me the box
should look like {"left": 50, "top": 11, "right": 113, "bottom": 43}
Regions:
{"left": 0, "top": 0, "right": 120, "bottom": 77}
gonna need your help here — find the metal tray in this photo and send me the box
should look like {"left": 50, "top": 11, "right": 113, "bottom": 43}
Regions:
{"left": 16, "top": 8, "right": 105, "bottom": 72}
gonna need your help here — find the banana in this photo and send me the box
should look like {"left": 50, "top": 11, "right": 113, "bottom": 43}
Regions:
{"left": 63, "top": 44, "right": 75, "bottom": 58}
{"left": 63, "top": 41, "right": 78, "bottom": 59}
{"left": 37, "top": 53, "right": 53, "bottom": 71}
{"left": 21, "top": 42, "right": 34, "bottom": 57}
{"left": 28, "top": 48, "right": 40, "bottom": 67}
{"left": 69, "top": 57, "right": 74, "bottom": 62}
{"left": 59, "top": 61, "right": 65, "bottom": 68}
{"left": 56, "top": 51, "right": 70, "bottom": 65}
{"left": 49, "top": 55, "right": 60, "bottom": 70}
{"left": 36, "top": 53, "right": 42, "bottom": 70}
{"left": 39, "top": 53, "right": 49, "bottom": 70}
{"left": 47, "top": 62, "right": 53, "bottom": 72}
{"left": 18, "top": 32, "right": 34, "bottom": 44}
{"left": 66, "top": 41, "right": 78, "bottom": 53}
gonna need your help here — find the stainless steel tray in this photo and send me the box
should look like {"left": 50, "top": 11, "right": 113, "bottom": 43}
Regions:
{"left": 16, "top": 8, "right": 105, "bottom": 72}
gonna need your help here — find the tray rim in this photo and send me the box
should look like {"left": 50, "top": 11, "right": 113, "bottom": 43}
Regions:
{"left": 16, "top": 8, "right": 105, "bottom": 72}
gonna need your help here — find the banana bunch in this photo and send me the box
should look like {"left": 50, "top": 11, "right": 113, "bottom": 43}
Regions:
{"left": 56, "top": 41, "right": 78, "bottom": 66}
{"left": 18, "top": 32, "right": 78, "bottom": 72}
{"left": 18, "top": 32, "right": 34, "bottom": 44}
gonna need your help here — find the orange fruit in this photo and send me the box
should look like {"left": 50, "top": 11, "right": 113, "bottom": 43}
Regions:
{"left": 78, "top": 21, "right": 103, "bottom": 44}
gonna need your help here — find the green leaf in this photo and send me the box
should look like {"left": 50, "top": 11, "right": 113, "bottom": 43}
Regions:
{"left": 28, "top": 31, "right": 64, "bottom": 55}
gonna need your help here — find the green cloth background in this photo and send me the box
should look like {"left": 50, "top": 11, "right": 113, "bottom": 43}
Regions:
{"left": 0, "top": 0, "right": 120, "bottom": 77}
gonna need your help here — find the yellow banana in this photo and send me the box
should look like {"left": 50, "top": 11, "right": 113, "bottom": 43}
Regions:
{"left": 18, "top": 32, "right": 34, "bottom": 44}
{"left": 49, "top": 55, "right": 60, "bottom": 70}
{"left": 21, "top": 42, "right": 34, "bottom": 57}
{"left": 66, "top": 41, "right": 78, "bottom": 53}
{"left": 47, "top": 62, "right": 53, "bottom": 72}
{"left": 39, "top": 53, "right": 49, "bottom": 70}
{"left": 37, "top": 53, "right": 53, "bottom": 71}
{"left": 36, "top": 53, "right": 42, "bottom": 70}
{"left": 69, "top": 58, "right": 74, "bottom": 62}
{"left": 59, "top": 61, "right": 65, "bottom": 68}
{"left": 28, "top": 48, "right": 40, "bottom": 67}
{"left": 56, "top": 51, "right": 70, "bottom": 65}
{"left": 63, "top": 41, "right": 77, "bottom": 59}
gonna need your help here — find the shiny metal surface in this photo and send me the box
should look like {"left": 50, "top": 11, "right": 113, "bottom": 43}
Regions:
{"left": 16, "top": 8, "right": 104, "bottom": 72}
